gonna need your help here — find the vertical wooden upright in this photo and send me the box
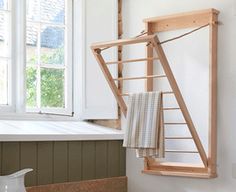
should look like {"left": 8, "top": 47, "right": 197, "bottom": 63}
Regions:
{"left": 146, "top": 22, "right": 154, "bottom": 91}
{"left": 208, "top": 12, "right": 218, "bottom": 177}
{"left": 118, "top": 0, "right": 123, "bottom": 117}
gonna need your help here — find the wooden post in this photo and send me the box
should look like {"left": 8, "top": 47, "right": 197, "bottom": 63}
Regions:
{"left": 146, "top": 22, "right": 154, "bottom": 91}
{"left": 208, "top": 12, "right": 218, "bottom": 177}
{"left": 117, "top": 0, "right": 123, "bottom": 126}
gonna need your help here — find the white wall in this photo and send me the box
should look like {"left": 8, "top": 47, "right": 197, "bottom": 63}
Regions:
{"left": 122, "top": 0, "right": 236, "bottom": 191}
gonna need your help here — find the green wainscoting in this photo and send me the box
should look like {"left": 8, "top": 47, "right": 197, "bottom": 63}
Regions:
{"left": 0, "top": 140, "right": 126, "bottom": 187}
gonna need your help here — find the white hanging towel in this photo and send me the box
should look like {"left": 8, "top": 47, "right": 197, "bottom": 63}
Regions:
{"left": 123, "top": 91, "right": 165, "bottom": 158}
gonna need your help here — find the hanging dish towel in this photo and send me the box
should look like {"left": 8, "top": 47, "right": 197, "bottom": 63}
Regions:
{"left": 123, "top": 91, "right": 165, "bottom": 158}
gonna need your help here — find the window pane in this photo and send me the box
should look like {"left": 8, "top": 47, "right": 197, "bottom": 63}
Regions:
{"left": 40, "top": 26, "right": 64, "bottom": 65}
{"left": 0, "top": 12, "right": 10, "bottom": 57}
{"left": 40, "top": 0, "right": 65, "bottom": 24}
{"left": 26, "top": 67, "right": 37, "bottom": 107}
{"left": 26, "top": 24, "right": 38, "bottom": 65}
{"left": 26, "top": 0, "right": 40, "bottom": 22}
{"left": 0, "top": 0, "right": 9, "bottom": 10}
{"left": 0, "top": 60, "right": 8, "bottom": 105}
{"left": 41, "top": 68, "right": 64, "bottom": 108}
{"left": 26, "top": 0, "right": 69, "bottom": 113}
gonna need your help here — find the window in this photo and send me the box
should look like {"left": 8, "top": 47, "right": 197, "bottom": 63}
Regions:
{"left": 0, "top": 0, "right": 11, "bottom": 108}
{"left": 0, "top": 0, "right": 73, "bottom": 117}
{"left": 26, "top": 0, "right": 72, "bottom": 115}
{"left": 0, "top": 0, "right": 118, "bottom": 120}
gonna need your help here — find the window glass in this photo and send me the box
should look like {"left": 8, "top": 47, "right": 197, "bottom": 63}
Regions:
{"left": 0, "top": 0, "right": 10, "bottom": 105}
{"left": 26, "top": 0, "right": 68, "bottom": 111}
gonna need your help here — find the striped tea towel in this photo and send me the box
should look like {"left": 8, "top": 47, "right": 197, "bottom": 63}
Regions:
{"left": 123, "top": 91, "right": 165, "bottom": 158}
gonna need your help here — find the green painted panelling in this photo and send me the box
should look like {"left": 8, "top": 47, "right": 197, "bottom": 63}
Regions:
{"left": 95, "top": 141, "right": 108, "bottom": 179}
{"left": 0, "top": 143, "right": 2, "bottom": 174}
{"left": 0, "top": 140, "right": 125, "bottom": 186}
{"left": 37, "top": 142, "right": 53, "bottom": 185}
{"left": 119, "top": 142, "right": 126, "bottom": 176}
{"left": 68, "top": 141, "right": 82, "bottom": 181}
{"left": 82, "top": 141, "right": 96, "bottom": 180}
{"left": 53, "top": 142, "right": 68, "bottom": 183}
{"left": 108, "top": 141, "right": 120, "bottom": 177}
{"left": 20, "top": 142, "right": 37, "bottom": 187}
{"left": 2, "top": 142, "right": 20, "bottom": 175}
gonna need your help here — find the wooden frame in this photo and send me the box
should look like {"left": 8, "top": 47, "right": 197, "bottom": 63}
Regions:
{"left": 91, "top": 9, "right": 219, "bottom": 178}
{"left": 143, "top": 8, "right": 219, "bottom": 178}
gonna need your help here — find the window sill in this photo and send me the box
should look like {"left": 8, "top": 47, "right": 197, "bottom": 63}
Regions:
{"left": 0, "top": 120, "right": 124, "bottom": 141}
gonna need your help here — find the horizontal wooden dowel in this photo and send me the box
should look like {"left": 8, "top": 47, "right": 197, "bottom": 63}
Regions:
{"left": 120, "top": 91, "right": 174, "bottom": 97}
{"left": 165, "top": 150, "right": 199, "bottom": 153}
{"left": 164, "top": 122, "right": 187, "bottom": 125}
{"left": 91, "top": 34, "right": 156, "bottom": 49}
{"left": 163, "top": 107, "right": 180, "bottom": 110}
{"left": 165, "top": 137, "right": 193, "bottom": 140}
{"left": 114, "top": 74, "right": 166, "bottom": 81}
{"left": 162, "top": 91, "right": 174, "bottom": 94}
{"left": 106, "top": 57, "right": 159, "bottom": 65}
{"left": 120, "top": 93, "right": 130, "bottom": 97}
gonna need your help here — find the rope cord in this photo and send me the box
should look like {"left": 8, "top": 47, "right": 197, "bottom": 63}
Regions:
{"left": 159, "top": 23, "right": 210, "bottom": 44}
{"left": 98, "top": 23, "right": 210, "bottom": 52}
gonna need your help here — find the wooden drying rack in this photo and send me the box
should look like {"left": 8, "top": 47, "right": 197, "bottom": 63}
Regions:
{"left": 91, "top": 9, "right": 219, "bottom": 178}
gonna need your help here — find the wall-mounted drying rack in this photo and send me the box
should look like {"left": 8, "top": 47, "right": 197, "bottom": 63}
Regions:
{"left": 91, "top": 9, "right": 219, "bottom": 178}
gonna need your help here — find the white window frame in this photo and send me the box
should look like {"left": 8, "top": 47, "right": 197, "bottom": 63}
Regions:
{"left": 0, "top": 0, "right": 118, "bottom": 121}
{"left": 25, "top": 0, "right": 73, "bottom": 116}
{"left": 0, "top": 0, "right": 14, "bottom": 113}
{"left": 0, "top": 0, "right": 76, "bottom": 120}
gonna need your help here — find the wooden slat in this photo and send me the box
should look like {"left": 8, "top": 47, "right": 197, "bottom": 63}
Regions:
{"left": 91, "top": 50, "right": 127, "bottom": 116}
{"left": 20, "top": 142, "right": 37, "bottom": 187}
{"left": 106, "top": 57, "right": 159, "bottom": 65}
{"left": 95, "top": 141, "right": 108, "bottom": 179}
{"left": 120, "top": 91, "right": 174, "bottom": 97}
{"left": 148, "top": 162, "right": 206, "bottom": 173}
{"left": 91, "top": 34, "right": 155, "bottom": 49}
{"left": 144, "top": 9, "right": 219, "bottom": 23}
{"left": 82, "top": 141, "right": 96, "bottom": 180}
{"left": 146, "top": 22, "right": 154, "bottom": 91}
{"left": 143, "top": 9, "right": 219, "bottom": 32}
{"left": 165, "top": 137, "right": 193, "bottom": 140}
{"left": 163, "top": 107, "right": 180, "bottom": 110}
{"left": 37, "top": 142, "right": 53, "bottom": 185}
{"left": 108, "top": 141, "right": 120, "bottom": 177}
{"left": 142, "top": 169, "right": 213, "bottom": 178}
{"left": 53, "top": 142, "right": 68, "bottom": 183}
{"left": 119, "top": 93, "right": 130, "bottom": 97}
{"left": 113, "top": 74, "right": 166, "bottom": 81}
{"left": 164, "top": 123, "right": 187, "bottom": 125}
{"left": 151, "top": 36, "right": 208, "bottom": 167}
{"left": 162, "top": 91, "right": 174, "bottom": 94}
{"left": 165, "top": 150, "right": 199, "bottom": 154}
{"left": 208, "top": 12, "right": 218, "bottom": 176}
{"left": 2, "top": 142, "right": 20, "bottom": 175}
{"left": 117, "top": 0, "right": 123, "bottom": 121}
{"left": 68, "top": 141, "right": 82, "bottom": 182}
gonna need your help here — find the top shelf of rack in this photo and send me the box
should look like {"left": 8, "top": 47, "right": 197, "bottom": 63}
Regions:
{"left": 143, "top": 8, "right": 220, "bottom": 32}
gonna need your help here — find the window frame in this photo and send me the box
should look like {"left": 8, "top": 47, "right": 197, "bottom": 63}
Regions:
{"left": 0, "top": 0, "right": 76, "bottom": 119}
{"left": 25, "top": 0, "right": 73, "bottom": 115}
{"left": 0, "top": 0, "right": 14, "bottom": 113}
{"left": 0, "top": 0, "right": 119, "bottom": 121}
